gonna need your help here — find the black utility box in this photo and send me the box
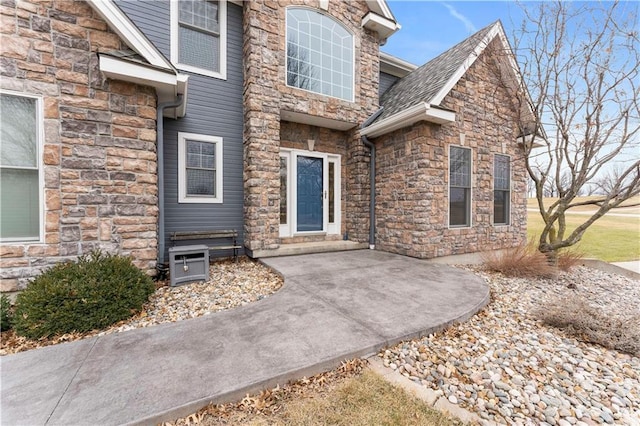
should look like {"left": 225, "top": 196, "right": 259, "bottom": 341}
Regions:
{"left": 168, "top": 245, "right": 209, "bottom": 287}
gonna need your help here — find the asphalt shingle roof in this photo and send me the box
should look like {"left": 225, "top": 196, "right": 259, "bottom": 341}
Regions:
{"left": 376, "top": 22, "right": 498, "bottom": 123}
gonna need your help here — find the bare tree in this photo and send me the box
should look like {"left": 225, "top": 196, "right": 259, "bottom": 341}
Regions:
{"left": 510, "top": 1, "right": 640, "bottom": 260}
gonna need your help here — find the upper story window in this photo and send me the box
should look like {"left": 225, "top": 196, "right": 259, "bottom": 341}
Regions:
{"left": 171, "top": 0, "right": 227, "bottom": 79}
{"left": 286, "top": 8, "right": 354, "bottom": 101}
{"left": 0, "top": 91, "right": 43, "bottom": 242}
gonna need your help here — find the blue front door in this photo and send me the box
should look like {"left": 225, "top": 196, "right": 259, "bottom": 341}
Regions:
{"left": 297, "top": 156, "right": 323, "bottom": 232}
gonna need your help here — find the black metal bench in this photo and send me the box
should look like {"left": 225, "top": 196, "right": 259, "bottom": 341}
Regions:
{"left": 170, "top": 230, "right": 241, "bottom": 262}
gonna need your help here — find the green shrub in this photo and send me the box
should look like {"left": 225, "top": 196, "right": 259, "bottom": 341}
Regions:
{"left": 13, "top": 251, "right": 155, "bottom": 339}
{"left": 1, "top": 294, "right": 12, "bottom": 332}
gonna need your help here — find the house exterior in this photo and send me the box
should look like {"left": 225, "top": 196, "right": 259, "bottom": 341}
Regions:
{"left": 0, "top": 0, "right": 532, "bottom": 292}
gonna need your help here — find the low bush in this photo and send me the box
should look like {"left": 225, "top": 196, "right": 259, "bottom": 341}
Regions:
{"left": 481, "top": 240, "right": 556, "bottom": 278}
{"left": 537, "top": 296, "right": 640, "bottom": 356}
{"left": 1, "top": 294, "right": 12, "bottom": 332}
{"left": 13, "top": 251, "right": 155, "bottom": 339}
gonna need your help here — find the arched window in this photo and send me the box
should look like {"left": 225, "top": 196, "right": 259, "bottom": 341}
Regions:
{"left": 286, "top": 8, "right": 353, "bottom": 101}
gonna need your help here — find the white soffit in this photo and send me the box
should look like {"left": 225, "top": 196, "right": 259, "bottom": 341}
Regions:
{"left": 360, "top": 102, "right": 455, "bottom": 138}
{"left": 280, "top": 110, "right": 357, "bottom": 131}
{"left": 380, "top": 52, "right": 417, "bottom": 78}
{"left": 362, "top": 12, "right": 400, "bottom": 40}
{"left": 366, "top": 0, "right": 396, "bottom": 21}
{"left": 99, "top": 55, "right": 188, "bottom": 118}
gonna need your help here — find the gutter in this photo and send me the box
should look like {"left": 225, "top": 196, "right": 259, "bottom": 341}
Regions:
{"left": 360, "top": 102, "right": 455, "bottom": 139}
{"left": 360, "top": 108, "right": 385, "bottom": 249}
{"left": 156, "top": 95, "right": 184, "bottom": 276}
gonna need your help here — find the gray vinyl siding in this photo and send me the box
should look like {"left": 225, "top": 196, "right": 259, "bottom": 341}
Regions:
{"left": 116, "top": 1, "right": 245, "bottom": 260}
{"left": 379, "top": 72, "right": 399, "bottom": 99}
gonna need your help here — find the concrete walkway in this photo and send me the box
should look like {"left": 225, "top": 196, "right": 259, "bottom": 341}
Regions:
{"left": 612, "top": 260, "right": 640, "bottom": 275}
{"left": 0, "top": 250, "right": 488, "bottom": 426}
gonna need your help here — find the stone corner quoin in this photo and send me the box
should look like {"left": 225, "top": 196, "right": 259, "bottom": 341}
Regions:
{"left": 1, "top": 0, "right": 159, "bottom": 291}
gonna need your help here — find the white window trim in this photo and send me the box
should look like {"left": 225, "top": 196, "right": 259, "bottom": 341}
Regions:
{"left": 493, "top": 153, "right": 512, "bottom": 226}
{"left": 0, "top": 90, "right": 44, "bottom": 244}
{"left": 447, "top": 145, "right": 473, "bottom": 229}
{"left": 327, "top": 155, "right": 341, "bottom": 235}
{"left": 170, "top": 0, "right": 227, "bottom": 80}
{"left": 284, "top": 6, "right": 355, "bottom": 103}
{"left": 178, "top": 132, "right": 223, "bottom": 204}
{"left": 279, "top": 151, "right": 292, "bottom": 237}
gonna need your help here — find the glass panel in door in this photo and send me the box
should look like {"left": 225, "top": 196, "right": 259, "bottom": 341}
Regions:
{"left": 297, "top": 156, "right": 323, "bottom": 232}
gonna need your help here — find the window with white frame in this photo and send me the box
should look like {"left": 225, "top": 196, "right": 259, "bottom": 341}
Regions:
{"left": 449, "top": 146, "right": 472, "bottom": 227}
{"left": 171, "top": 0, "right": 227, "bottom": 79}
{"left": 0, "top": 91, "right": 43, "bottom": 242}
{"left": 494, "top": 154, "right": 511, "bottom": 225}
{"left": 286, "top": 8, "right": 354, "bottom": 101}
{"left": 178, "top": 132, "right": 223, "bottom": 203}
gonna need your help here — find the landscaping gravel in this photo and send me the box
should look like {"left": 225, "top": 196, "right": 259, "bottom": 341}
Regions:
{"left": 0, "top": 258, "right": 283, "bottom": 355}
{"left": 105, "top": 258, "right": 283, "bottom": 335}
{"left": 380, "top": 266, "right": 640, "bottom": 425}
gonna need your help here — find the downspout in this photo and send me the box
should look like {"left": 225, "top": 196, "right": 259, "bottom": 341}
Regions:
{"left": 360, "top": 107, "right": 385, "bottom": 249}
{"left": 156, "top": 94, "right": 184, "bottom": 276}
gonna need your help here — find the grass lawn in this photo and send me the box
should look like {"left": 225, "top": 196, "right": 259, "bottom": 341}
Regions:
{"left": 527, "top": 208, "right": 640, "bottom": 262}
{"left": 250, "top": 371, "right": 462, "bottom": 426}
{"left": 196, "top": 369, "right": 462, "bottom": 426}
{"left": 527, "top": 195, "right": 640, "bottom": 214}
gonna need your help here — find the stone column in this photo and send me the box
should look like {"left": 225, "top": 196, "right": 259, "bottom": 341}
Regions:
{"left": 242, "top": 1, "right": 282, "bottom": 252}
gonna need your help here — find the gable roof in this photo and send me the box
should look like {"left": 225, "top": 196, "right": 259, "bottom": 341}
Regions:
{"left": 85, "top": 0, "right": 188, "bottom": 117}
{"left": 86, "top": 0, "right": 173, "bottom": 70}
{"left": 376, "top": 22, "right": 496, "bottom": 123}
{"left": 362, "top": 21, "right": 534, "bottom": 138}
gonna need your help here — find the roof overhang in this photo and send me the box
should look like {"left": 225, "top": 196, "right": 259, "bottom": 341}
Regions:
{"left": 99, "top": 55, "right": 188, "bottom": 118}
{"left": 87, "top": 0, "right": 189, "bottom": 118}
{"left": 280, "top": 110, "right": 357, "bottom": 131}
{"left": 517, "top": 133, "right": 545, "bottom": 149}
{"left": 366, "top": 0, "right": 397, "bottom": 22}
{"left": 380, "top": 52, "right": 417, "bottom": 78}
{"left": 86, "top": 0, "right": 173, "bottom": 70}
{"left": 360, "top": 102, "right": 455, "bottom": 138}
{"left": 362, "top": 12, "right": 400, "bottom": 40}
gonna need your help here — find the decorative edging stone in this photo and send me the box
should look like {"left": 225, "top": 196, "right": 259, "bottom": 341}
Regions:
{"left": 580, "top": 258, "right": 640, "bottom": 281}
{"left": 368, "top": 356, "right": 491, "bottom": 425}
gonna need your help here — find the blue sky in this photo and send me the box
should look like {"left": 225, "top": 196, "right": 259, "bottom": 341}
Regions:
{"left": 382, "top": 1, "right": 524, "bottom": 65}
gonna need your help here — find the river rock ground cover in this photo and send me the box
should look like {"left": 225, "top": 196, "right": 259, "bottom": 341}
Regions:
{"left": 0, "top": 258, "right": 283, "bottom": 355}
{"left": 381, "top": 266, "right": 640, "bottom": 425}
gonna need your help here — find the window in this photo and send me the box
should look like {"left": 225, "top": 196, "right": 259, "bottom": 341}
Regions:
{"left": 286, "top": 8, "right": 353, "bottom": 101}
{"left": 494, "top": 154, "right": 511, "bottom": 225}
{"left": 0, "top": 91, "right": 43, "bottom": 242}
{"left": 171, "top": 0, "right": 227, "bottom": 79}
{"left": 178, "top": 132, "right": 223, "bottom": 203}
{"left": 449, "top": 146, "right": 471, "bottom": 227}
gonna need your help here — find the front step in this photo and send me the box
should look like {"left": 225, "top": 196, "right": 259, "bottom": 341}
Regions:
{"left": 248, "top": 241, "right": 369, "bottom": 258}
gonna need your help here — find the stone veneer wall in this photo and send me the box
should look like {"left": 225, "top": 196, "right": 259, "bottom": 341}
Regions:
{"left": 373, "top": 39, "right": 527, "bottom": 258}
{"left": 0, "top": 0, "right": 158, "bottom": 291}
{"left": 242, "top": 0, "right": 380, "bottom": 252}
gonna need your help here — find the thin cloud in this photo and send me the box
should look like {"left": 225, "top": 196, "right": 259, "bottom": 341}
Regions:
{"left": 442, "top": 3, "right": 477, "bottom": 34}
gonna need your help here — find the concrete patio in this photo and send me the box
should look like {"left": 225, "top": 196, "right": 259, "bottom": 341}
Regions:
{"left": 0, "top": 250, "right": 489, "bottom": 425}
